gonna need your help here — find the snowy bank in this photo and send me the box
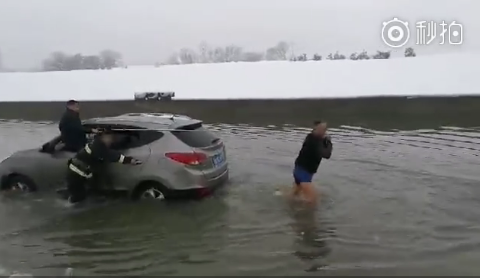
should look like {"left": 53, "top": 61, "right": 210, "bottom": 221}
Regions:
{"left": 0, "top": 53, "right": 479, "bottom": 101}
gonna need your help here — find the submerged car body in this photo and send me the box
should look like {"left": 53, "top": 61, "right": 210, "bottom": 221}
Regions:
{"left": 0, "top": 113, "right": 229, "bottom": 200}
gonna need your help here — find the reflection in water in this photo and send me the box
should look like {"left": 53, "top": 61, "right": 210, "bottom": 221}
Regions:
{"left": 42, "top": 200, "right": 230, "bottom": 276}
{"left": 288, "top": 200, "right": 334, "bottom": 272}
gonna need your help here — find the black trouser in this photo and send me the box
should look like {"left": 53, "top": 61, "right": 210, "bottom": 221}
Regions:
{"left": 63, "top": 143, "right": 84, "bottom": 153}
{"left": 66, "top": 169, "right": 88, "bottom": 203}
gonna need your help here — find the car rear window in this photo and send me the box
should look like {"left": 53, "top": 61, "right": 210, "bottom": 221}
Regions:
{"left": 171, "top": 123, "right": 218, "bottom": 148}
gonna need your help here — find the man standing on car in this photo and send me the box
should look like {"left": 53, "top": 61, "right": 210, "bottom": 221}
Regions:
{"left": 292, "top": 120, "right": 333, "bottom": 204}
{"left": 65, "top": 129, "right": 142, "bottom": 205}
{"left": 59, "top": 100, "right": 97, "bottom": 152}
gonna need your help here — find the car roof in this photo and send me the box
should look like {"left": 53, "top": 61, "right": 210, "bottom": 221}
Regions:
{"left": 83, "top": 113, "right": 200, "bottom": 129}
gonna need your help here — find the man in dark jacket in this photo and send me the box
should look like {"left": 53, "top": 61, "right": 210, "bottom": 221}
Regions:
{"left": 66, "top": 130, "right": 142, "bottom": 204}
{"left": 59, "top": 100, "right": 97, "bottom": 152}
{"left": 292, "top": 120, "right": 333, "bottom": 203}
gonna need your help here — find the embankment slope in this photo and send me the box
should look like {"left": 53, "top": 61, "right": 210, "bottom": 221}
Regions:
{"left": 0, "top": 53, "right": 479, "bottom": 129}
{"left": 0, "top": 53, "right": 479, "bottom": 101}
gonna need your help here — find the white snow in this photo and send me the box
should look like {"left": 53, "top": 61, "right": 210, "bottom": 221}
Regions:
{"left": 0, "top": 53, "right": 479, "bottom": 101}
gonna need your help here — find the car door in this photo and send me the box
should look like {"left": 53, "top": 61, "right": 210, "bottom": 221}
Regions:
{"left": 32, "top": 137, "right": 75, "bottom": 190}
{"left": 36, "top": 126, "right": 95, "bottom": 190}
{"left": 105, "top": 131, "right": 158, "bottom": 190}
{"left": 45, "top": 150, "right": 75, "bottom": 189}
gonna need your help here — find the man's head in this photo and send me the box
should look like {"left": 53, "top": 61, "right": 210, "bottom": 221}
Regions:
{"left": 66, "top": 100, "right": 80, "bottom": 112}
{"left": 312, "top": 120, "right": 328, "bottom": 138}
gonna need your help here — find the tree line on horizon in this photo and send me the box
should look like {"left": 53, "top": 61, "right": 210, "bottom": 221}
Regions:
{"left": 0, "top": 48, "right": 125, "bottom": 72}
{"left": 159, "top": 41, "right": 417, "bottom": 65}
{"left": 41, "top": 49, "right": 123, "bottom": 71}
{"left": 0, "top": 42, "right": 417, "bottom": 72}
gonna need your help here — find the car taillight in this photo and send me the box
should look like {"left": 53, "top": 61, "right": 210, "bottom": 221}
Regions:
{"left": 165, "top": 152, "right": 207, "bottom": 165}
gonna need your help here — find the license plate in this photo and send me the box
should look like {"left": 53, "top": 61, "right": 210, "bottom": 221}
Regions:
{"left": 212, "top": 152, "right": 225, "bottom": 167}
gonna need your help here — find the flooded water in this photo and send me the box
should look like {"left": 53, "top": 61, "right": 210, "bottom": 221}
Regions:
{"left": 0, "top": 121, "right": 480, "bottom": 276}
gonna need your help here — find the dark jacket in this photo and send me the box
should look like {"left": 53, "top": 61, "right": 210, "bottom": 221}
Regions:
{"left": 294, "top": 133, "right": 333, "bottom": 174}
{"left": 59, "top": 109, "right": 89, "bottom": 152}
{"left": 69, "top": 137, "right": 133, "bottom": 178}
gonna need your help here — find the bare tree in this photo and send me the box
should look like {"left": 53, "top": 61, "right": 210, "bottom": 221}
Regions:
{"left": 405, "top": 47, "right": 416, "bottom": 57}
{"left": 64, "top": 53, "right": 84, "bottom": 70}
{"left": 212, "top": 47, "right": 226, "bottom": 63}
{"left": 224, "top": 45, "right": 243, "bottom": 62}
{"left": 178, "top": 48, "right": 197, "bottom": 64}
{"left": 372, "top": 50, "right": 391, "bottom": 59}
{"left": 356, "top": 50, "right": 370, "bottom": 60}
{"left": 312, "top": 53, "right": 322, "bottom": 61}
{"left": 275, "top": 41, "right": 289, "bottom": 60}
{"left": 198, "top": 41, "right": 212, "bottom": 63}
{"left": 83, "top": 55, "right": 102, "bottom": 69}
{"left": 100, "top": 49, "right": 122, "bottom": 69}
{"left": 42, "top": 51, "right": 68, "bottom": 71}
{"left": 265, "top": 47, "right": 278, "bottom": 61}
{"left": 42, "top": 50, "right": 123, "bottom": 71}
{"left": 296, "top": 53, "right": 308, "bottom": 61}
{"left": 265, "top": 41, "right": 290, "bottom": 61}
{"left": 333, "top": 51, "right": 346, "bottom": 60}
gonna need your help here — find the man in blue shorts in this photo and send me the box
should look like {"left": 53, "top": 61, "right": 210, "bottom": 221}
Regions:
{"left": 292, "top": 120, "right": 333, "bottom": 203}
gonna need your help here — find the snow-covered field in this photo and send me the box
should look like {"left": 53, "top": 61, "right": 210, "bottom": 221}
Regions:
{"left": 0, "top": 53, "right": 479, "bottom": 101}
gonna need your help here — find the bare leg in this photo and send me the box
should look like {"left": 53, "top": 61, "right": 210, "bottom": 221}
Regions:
{"left": 299, "top": 182, "right": 318, "bottom": 204}
{"left": 293, "top": 183, "right": 301, "bottom": 195}
{"left": 290, "top": 182, "right": 302, "bottom": 199}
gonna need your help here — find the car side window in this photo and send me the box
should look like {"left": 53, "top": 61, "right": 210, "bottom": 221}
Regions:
{"left": 110, "top": 131, "right": 163, "bottom": 150}
{"left": 134, "top": 131, "right": 164, "bottom": 148}
{"left": 110, "top": 132, "right": 136, "bottom": 150}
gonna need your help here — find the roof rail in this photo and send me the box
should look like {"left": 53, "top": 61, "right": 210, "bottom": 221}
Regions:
{"left": 119, "top": 113, "right": 191, "bottom": 120}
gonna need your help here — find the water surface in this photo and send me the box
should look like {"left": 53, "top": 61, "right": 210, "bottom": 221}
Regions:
{"left": 0, "top": 122, "right": 479, "bottom": 276}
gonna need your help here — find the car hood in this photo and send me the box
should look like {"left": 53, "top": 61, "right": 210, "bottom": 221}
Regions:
{"left": 3, "top": 148, "right": 39, "bottom": 160}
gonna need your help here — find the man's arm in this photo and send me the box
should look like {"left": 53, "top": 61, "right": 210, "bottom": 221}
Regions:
{"left": 94, "top": 142, "right": 139, "bottom": 164}
{"left": 82, "top": 126, "right": 99, "bottom": 133}
{"left": 103, "top": 148, "right": 132, "bottom": 164}
{"left": 320, "top": 137, "right": 332, "bottom": 159}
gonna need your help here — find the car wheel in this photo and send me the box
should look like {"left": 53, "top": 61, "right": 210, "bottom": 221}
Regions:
{"left": 1, "top": 175, "right": 37, "bottom": 192}
{"left": 133, "top": 182, "right": 167, "bottom": 201}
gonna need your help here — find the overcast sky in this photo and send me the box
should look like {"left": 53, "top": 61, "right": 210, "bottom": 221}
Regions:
{"left": 0, "top": 0, "right": 479, "bottom": 69}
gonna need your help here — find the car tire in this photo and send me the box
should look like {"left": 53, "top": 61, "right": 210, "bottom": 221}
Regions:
{"left": 1, "top": 174, "right": 37, "bottom": 192}
{"left": 132, "top": 182, "right": 168, "bottom": 201}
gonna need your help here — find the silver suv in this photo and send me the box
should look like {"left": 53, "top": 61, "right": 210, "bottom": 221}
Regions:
{"left": 0, "top": 113, "right": 229, "bottom": 200}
